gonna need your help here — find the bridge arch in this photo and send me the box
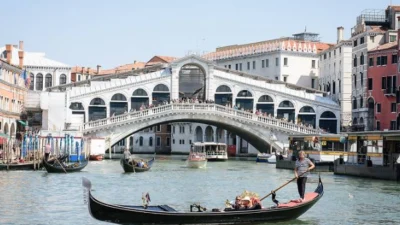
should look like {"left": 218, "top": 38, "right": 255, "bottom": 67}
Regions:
{"left": 236, "top": 90, "right": 254, "bottom": 111}
{"left": 89, "top": 97, "right": 107, "bottom": 121}
{"left": 131, "top": 88, "right": 149, "bottom": 111}
{"left": 256, "top": 95, "right": 274, "bottom": 116}
{"left": 152, "top": 84, "right": 170, "bottom": 105}
{"left": 319, "top": 111, "right": 337, "bottom": 133}
{"left": 110, "top": 93, "right": 128, "bottom": 116}
{"left": 215, "top": 84, "right": 233, "bottom": 106}
{"left": 297, "top": 106, "right": 316, "bottom": 128}
{"left": 205, "top": 126, "right": 214, "bottom": 142}
{"left": 178, "top": 63, "right": 206, "bottom": 101}
{"left": 277, "top": 100, "right": 295, "bottom": 123}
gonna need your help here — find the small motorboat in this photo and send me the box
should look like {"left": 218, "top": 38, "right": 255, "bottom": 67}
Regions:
{"left": 120, "top": 156, "right": 155, "bottom": 173}
{"left": 256, "top": 153, "right": 276, "bottom": 164}
{"left": 82, "top": 176, "right": 324, "bottom": 225}
{"left": 187, "top": 153, "right": 207, "bottom": 169}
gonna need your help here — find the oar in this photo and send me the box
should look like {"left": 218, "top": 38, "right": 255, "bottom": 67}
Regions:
{"left": 260, "top": 170, "right": 308, "bottom": 202}
{"left": 54, "top": 156, "right": 67, "bottom": 174}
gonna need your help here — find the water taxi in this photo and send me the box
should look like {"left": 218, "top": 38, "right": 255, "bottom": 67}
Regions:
{"left": 187, "top": 144, "right": 207, "bottom": 168}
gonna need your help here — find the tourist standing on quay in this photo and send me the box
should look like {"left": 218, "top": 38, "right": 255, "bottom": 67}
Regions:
{"left": 294, "top": 151, "right": 315, "bottom": 202}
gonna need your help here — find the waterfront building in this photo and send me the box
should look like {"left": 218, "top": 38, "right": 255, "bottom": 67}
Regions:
{"left": 0, "top": 58, "right": 27, "bottom": 139}
{"left": 350, "top": 6, "right": 400, "bottom": 131}
{"left": 203, "top": 30, "right": 332, "bottom": 89}
{"left": 318, "top": 27, "right": 353, "bottom": 130}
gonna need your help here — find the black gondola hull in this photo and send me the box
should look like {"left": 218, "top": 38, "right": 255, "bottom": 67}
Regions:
{"left": 83, "top": 178, "right": 324, "bottom": 225}
{"left": 120, "top": 157, "right": 155, "bottom": 173}
{"left": 43, "top": 159, "right": 88, "bottom": 173}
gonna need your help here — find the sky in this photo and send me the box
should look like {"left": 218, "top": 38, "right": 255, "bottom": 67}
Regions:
{"left": 0, "top": 0, "right": 398, "bottom": 69}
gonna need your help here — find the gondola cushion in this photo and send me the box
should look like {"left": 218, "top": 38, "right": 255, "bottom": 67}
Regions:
{"left": 278, "top": 192, "right": 318, "bottom": 208}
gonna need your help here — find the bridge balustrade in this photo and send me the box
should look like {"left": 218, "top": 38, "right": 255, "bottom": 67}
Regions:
{"left": 83, "top": 103, "right": 319, "bottom": 135}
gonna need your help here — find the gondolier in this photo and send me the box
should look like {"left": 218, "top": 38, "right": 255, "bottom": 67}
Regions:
{"left": 294, "top": 150, "right": 315, "bottom": 202}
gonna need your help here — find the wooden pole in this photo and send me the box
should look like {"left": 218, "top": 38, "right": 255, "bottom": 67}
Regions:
{"left": 260, "top": 171, "right": 309, "bottom": 202}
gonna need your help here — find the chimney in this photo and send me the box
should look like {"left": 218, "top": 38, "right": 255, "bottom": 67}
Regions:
{"left": 87, "top": 67, "right": 91, "bottom": 74}
{"left": 96, "top": 65, "right": 101, "bottom": 74}
{"left": 18, "top": 51, "right": 24, "bottom": 68}
{"left": 337, "top": 26, "right": 344, "bottom": 43}
{"left": 81, "top": 67, "right": 85, "bottom": 74}
{"left": 5, "top": 44, "right": 12, "bottom": 64}
{"left": 19, "top": 41, "right": 24, "bottom": 51}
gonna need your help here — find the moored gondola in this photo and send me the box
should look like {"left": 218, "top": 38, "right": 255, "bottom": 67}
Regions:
{"left": 120, "top": 156, "right": 155, "bottom": 173}
{"left": 43, "top": 158, "right": 88, "bottom": 173}
{"left": 82, "top": 177, "right": 324, "bottom": 224}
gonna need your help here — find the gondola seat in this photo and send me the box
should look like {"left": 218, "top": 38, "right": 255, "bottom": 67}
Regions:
{"left": 278, "top": 192, "right": 319, "bottom": 208}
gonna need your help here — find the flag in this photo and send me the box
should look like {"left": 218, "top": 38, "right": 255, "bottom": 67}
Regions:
{"left": 22, "top": 70, "right": 31, "bottom": 88}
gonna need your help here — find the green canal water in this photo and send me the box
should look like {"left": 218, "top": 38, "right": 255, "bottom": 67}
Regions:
{"left": 0, "top": 155, "right": 399, "bottom": 225}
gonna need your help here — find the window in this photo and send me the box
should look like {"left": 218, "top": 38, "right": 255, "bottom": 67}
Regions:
{"left": 247, "top": 62, "right": 250, "bottom": 70}
{"left": 239, "top": 63, "right": 242, "bottom": 71}
{"left": 275, "top": 76, "right": 278, "bottom": 80}
{"left": 334, "top": 49, "right": 336, "bottom": 56}
{"left": 36, "top": 74, "right": 43, "bottom": 90}
{"left": 370, "top": 36, "right": 375, "bottom": 43}
{"left": 252, "top": 61, "right": 256, "bottom": 69}
{"left": 381, "top": 56, "right": 388, "bottom": 65}
{"left": 173, "top": 139, "right": 175, "bottom": 144}
{"left": 262, "top": 60, "right": 265, "bottom": 68}
{"left": 311, "top": 78, "right": 315, "bottom": 89}
{"left": 377, "top": 56, "right": 381, "bottom": 66}
{"left": 167, "top": 125, "right": 171, "bottom": 132}
{"left": 387, "top": 76, "right": 393, "bottom": 94}
{"left": 311, "top": 60, "right": 316, "bottom": 68}
{"left": 166, "top": 137, "right": 170, "bottom": 146}
{"left": 156, "top": 137, "right": 161, "bottom": 147}
{"left": 390, "top": 35, "right": 396, "bottom": 42}
{"left": 360, "top": 72, "right": 363, "bottom": 86}
{"left": 376, "top": 121, "right": 381, "bottom": 130}
{"left": 172, "top": 126, "right": 175, "bottom": 133}
{"left": 189, "top": 140, "right": 192, "bottom": 144}
{"left": 228, "top": 65, "right": 231, "bottom": 69}
{"left": 392, "top": 55, "right": 398, "bottom": 64}
{"left": 329, "top": 52, "right": 331, "bottom": 58}
{"left": 284, "top": 57, "right": 288, "bottom": 66}
{"left": 275, "top": 57, "right": 279, "bottom": 66}
{"left": 390, "top": 121, "right": 396, "bottom": 130}
{"left": 332, "top": 81, "right": 336, "bottom": 94}
{"left": 149, "top": 137, "right": 153, "bottom": 146}
{"left": 382, "top": 77, "right": 387, "bottom": 89}
{"left": 324, "top": 53, "right": 327, "bottom": 59}
{"left": 353, "top": 39, "right": 357, "bottom": 47}
{"left": 156, "top": 125, "right": 161, "bottom": 132}
{"left": 266, "top": 59, "right": 269, "bottom": 67}
{"left": 45, "top": 74, "right": 52, "bottom": 88}
{"left": 353, "top": 55, "right": 357, "bottom": 67}
{"left": 391, "top": 103, "right": 397, "bottom": 112}
{"left": 235, "top": 64, "right": 238, "bottom": 70}
{"left": 339, "top": 79, "right": 341, "bottom": 93}
{"left": 283, "top": 76, "right": 287, "bottom": 82}
{"left": 353, "top": 97, "right": 357, "bottom": 109}
{"left": 59, "top": 74, "right": 67, "bottom": 85}
{"left": 353, "top": 74, "right": 357, "bottom": 87}
{"left": 359, "top": 96, "right": 363, "bottom": 108}
{"left": 360, "top": 53, "right": 364, "bottom": 65}
{"left": 360, "top": 37, "right": 364, "bottom": 44}
{"left": 139, "top": 136, "right": 143, "bottom": 146}
{"left": 377, "top": 103, "right": 381, "bottom": 113}
{"left": 393, "top": 76, "right": 397, "bottom": 94}
{"left": 182, "top": 139, "right": 185, "bottom": 145}
{"left": 339, "top": 47, "right": 341, "bottom": 53}
{"left": 78, "top": 75, "right": 81, "bottom": 81}
{"left": 368, "top": 78, "right": 373, "bottom": 90}
{"left": 369, "top": 57, "right": 374, "bottom": 66}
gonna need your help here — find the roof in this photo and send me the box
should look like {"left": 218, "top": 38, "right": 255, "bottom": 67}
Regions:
{"left": 368, "top": 42, "right": 397, "bottom": 52}
{"left": 71, "top": 66, "right": 98, "bottom": 74}
{"left": 0, "top": 45, "right": 69, "bottom": 68}
{"left": 72, "top": 61, "right": 146, "bottom": 75}
{"left": 146, "top": 55, "right": 177, "bottom": 67}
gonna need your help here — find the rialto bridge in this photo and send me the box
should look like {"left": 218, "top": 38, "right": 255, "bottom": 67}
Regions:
{"left": 42, "top": 55, "right": 340, "bottom": 152}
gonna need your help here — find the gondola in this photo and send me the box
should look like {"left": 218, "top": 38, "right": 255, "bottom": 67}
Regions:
{"left": 82, "top": 177, "right": 324, "bottom": 224}
{"left": 120, "top": 156, "right": 155, "bottom": 173}
{"left": 42, "top": 158, "right": 88, "bottom": 173}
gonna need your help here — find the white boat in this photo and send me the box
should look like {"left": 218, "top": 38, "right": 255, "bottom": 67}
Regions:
{"left": 256, "top": 153, "right": 276, "bottom": 164}
{"left": 193, "top": 142, "right": 228, "bottom": 161}
{"left": 187, "top": 144, "right": 207, "bottom": 168}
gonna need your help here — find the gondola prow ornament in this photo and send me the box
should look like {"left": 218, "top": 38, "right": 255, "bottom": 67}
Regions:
{"left": 142, "top": 192, "right": 151, "bottom": 209}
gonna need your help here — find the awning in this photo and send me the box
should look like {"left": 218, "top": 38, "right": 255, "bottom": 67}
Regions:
{"left": 18, "top": 120, "right": 27, "bottom": 126}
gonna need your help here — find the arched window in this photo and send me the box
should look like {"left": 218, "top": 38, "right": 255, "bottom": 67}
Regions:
{"left": 29, "top": 73, "right": 35, "bottom": 90}
{"left": 90, "top": 98, "right": 105, "bottom": 105}
{"left": 360, "top": 53, "right": 364, "bottom": 65}
{"left": 279, "top": 100, "right": 294, "bottom": 108}
{"left": 45, "top": 74, "right": 52, "bottom": 88}
{"left": 237, "top": 90, "right": 253, "bottom": 97}
{"left": 359, "top": 96, "right": 363, "bottom": 108}
{"left": 132, "top": 89, "right": 148, "bottom": 96}
{"left": 353, "top": 55, "right": 357, "bottom": 67}
{"left": 153, "top": 84, "right": 169, "bottom": 92}
{"left": 149, "top": 137, "right": 153, "bottom": 146}
{"left": 359, "top": 117, "right": 364, "bottom": 124}
{"left": 321, "top": 111, "right": 336, "bottom": 118}
{"left": 139, "top": 136, "right": 143, "bottom": 146}
{"left": 299, "top": 106, "right": 315, "bottom": 113}
{"left": 69, "top": 102, "right": 84, "bottom": 110}
{"left": 258, "top": 95, "right": 273, "bottom": 102}
{"left": 36, "top": 73, "right": 43, "bottom": 90}
{"left": 111, "top": 93, "right": 127, "bottom": 101}
{"left": 353, "top": 117, "right": 358, "bottom": 124}
{"left": 59, "top": 74, "right": 67, "bottom": 85}
{"left": 216, "top": 85, "right": 232, "bottom": 92}
{"left": 353, "top": 97, "right": 357, "bottom": 109}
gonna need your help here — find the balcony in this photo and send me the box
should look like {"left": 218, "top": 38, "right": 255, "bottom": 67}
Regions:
{"left": 383, "top": 89, "right": 395, "bottom": 97}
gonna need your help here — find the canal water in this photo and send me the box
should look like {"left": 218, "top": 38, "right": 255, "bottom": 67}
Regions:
{"left": 0, "top": 155, "right": 399, "bottom": 225}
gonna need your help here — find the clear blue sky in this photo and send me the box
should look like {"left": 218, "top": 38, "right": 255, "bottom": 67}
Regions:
{"left": 0, "top": 0, "right": 397, "bottom": 68}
